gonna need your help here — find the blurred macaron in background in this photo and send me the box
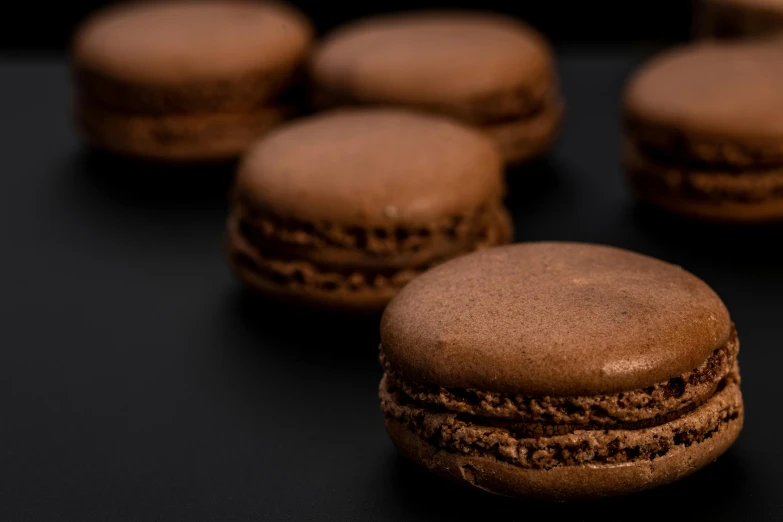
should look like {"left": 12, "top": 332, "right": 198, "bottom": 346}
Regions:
{"left": 70, "top": 0, "right": 313, "bottom": 162}
{"left": 624, "top": 41, "right": 783, "bottom": 223}
{"left": 226, "top": 108, "right": 512, "bottom": 312}
{"left": 308, "top": 11, "right": 563, "bottom": 166}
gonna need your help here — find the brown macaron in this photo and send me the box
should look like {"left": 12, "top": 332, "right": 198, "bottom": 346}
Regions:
{"left": 71, "top": 0, "right": 312, "bottom": 162}
{"left": 226, "top": 108, "right": 512, "bottom": 312}
{"left": 308, "top": 11, "right": 563, "bottom": 166}
{"left": 695, "top": 0, "right": 783, "bottom": 40}
{"left": 379, "top": 242, "right": 743, "bottom": 500}
{"left": 623, "top": 42, "right": 783, "bottom": 222}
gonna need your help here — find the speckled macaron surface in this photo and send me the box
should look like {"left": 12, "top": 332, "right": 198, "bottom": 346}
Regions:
{"left": 695, "top": 0, "right": 783, "bottom": 39}
{"left": 71, "top": 0, "right": 312, "bottom": 161}
{"left": 226, "top": 108, "right": 512, "bottom": 312}
{"left": 624, "top": 42, "right": 783, "bottom": 222}
{"left": 379, "top": 242, "right": 743, "bottom": 499}
{"left": 309, "top": 11, "right": 563, "bottom": 165}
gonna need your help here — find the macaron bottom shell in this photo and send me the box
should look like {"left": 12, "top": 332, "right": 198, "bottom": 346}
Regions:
{"left": 626, "top": 144, "right": 783, "bottom": 223}
{"left": 383, "top": 378, "right": 743, "bottom": 500}
{"left": 226, "top": 206, "right": 512, "bottom": 313}
{"left": 77, "top": 101, "right": 291, "bottom": 162}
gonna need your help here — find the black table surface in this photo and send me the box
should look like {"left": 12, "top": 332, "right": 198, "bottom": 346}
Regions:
{"left": 1, "top": 49, "right": 781, "bottom": 521}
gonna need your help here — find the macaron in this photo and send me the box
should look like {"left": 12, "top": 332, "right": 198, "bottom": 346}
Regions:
{"left": 379, "top": 242, "right": 743, "bottom": 500}
{"left": 308, "top": 11, "right": 563, "bottom": 166}
{"left": 226, "top": 108, "right": 512, "bottom": 312}
{"left": 623, "top": 42, "right": 783, "bottom": 222}
{"left": 695, "top": 0, "right": 783, "bottom": 39}
{"left": 71, "top": 0, "right": 312, "bottom": 162}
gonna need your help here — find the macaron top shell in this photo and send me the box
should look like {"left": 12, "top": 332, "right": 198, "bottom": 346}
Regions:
{"left": 235, "top": 108, "right": 504, "bottom": 227}
{"left": 624, "top": 43, "right": 783, "bottom": 143}
{"left": 381, "top": 242, "right": 731, "bottom": 396}
{"left": 73, "top": 0, "right": 312, "bottom": 85}
{"left": 310, "top": 11, "right": 553, "bottom": 108}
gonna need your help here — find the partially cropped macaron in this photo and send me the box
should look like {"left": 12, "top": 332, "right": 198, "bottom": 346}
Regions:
{"left": 227, "top": 108, "right": 512, "bottom": 312}
{"left": 308, "top": 11, "right": 563, "bottom": 166}
{"left": 624, "top": 42, "right": 783, "bottom": 222}
{"left": 380, "top": 242, "right": 743, "bottom": 500}
{"left": 71, "top": 0, "right": 313, "bottom": 162}
{"left": 695, "top": 0, "right": 783, "bottom": 39}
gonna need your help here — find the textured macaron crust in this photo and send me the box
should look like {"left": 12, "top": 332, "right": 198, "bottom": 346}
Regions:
{"left": 624, "top": 43, "right": 783, "bottom": 222}
{"left": 379, "top": 242, "right": 743, "bottom": 499}
{"left": 71, "top": 0, "right": 312, "bottom": 161}
{"left": 695, "top": 0, "right": 783, "bottom": 39}
{"left": 227, "top": 109, "right": 512, "bottom": 312}
{"left": 309, "top": 11, "right": 562, "bottom": 165}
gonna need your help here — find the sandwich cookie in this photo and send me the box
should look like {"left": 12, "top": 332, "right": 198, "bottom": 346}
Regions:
{"left": 71, "top": 0, "right": 312, "bottom": 162}
{"left": 624, "top": 42, "right": 783, "bottom": 222}
{"left": 309, "top": 11, "right": 563, "bottom": 166}
{"left": 380, "top": 242, "right": 743, "bottom": 499}
{"left": 227, "top": 108, "right": 512, "bottom": 312}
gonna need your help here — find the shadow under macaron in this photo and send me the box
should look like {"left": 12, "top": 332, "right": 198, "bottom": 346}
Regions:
{"left": 72, "top": 147, "right": 237, "bottom": 213}
{"left": 387, "top": 448, "right": 748, "bottom": 519}
{"left": 505, "top": 156, "right": 563, "bottom": 199}
{"left": 231, "top": 288, "right": 383, "bottom": 368}
{"left": 503, "top": 156, "right": 569, "bottom": 240}
{"left": 630, "top": 201, "right": 783, "bottom": 272}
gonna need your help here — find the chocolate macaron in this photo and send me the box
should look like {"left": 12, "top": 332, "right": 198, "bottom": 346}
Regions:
{"left": 71, "top": 0, "right": 312, "bottom": 162}
{"left": 227, "top": 108, "right": 512, "bottom": 312}
{"left": 624, "top": 43, "right": 783, "bottom": 222}
{"left": 695, "top": 0, "right": 783, "bottom": 40}
{"left": 309, "top": 11, "right": 563, "bottom": 166}
{"left": 380, "top": 242, "right": 743, "bottom": 499}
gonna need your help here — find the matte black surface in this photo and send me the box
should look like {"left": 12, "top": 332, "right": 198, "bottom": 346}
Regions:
{"left": 1, "top": 50, "right": 780, "bottom": 521}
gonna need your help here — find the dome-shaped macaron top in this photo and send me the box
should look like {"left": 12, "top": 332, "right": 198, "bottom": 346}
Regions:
{"left": 235, "top": 108, "right": 504, "bottom": 227}
{"left": 624, "top": 42, "right": 783, "bottom": 144}
{"left": 310, "top": 11, "right": 553, "bottom": 109}
{"left": 72, "top": 0, "right": 312, "bottom": 85}
{"left": 381, "top": 242, "right": 732, "bottom": 396}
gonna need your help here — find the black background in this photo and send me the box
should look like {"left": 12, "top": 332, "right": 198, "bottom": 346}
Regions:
{"left": 2, "top": 47, "right": 782, "bottom": 519}
{"left": 1, "top": 0, "right": 692, "bottom": 51}
{"left": 2, "top": 0, "right": 782, "bottom": 520}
